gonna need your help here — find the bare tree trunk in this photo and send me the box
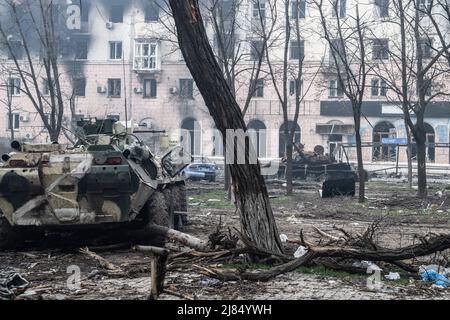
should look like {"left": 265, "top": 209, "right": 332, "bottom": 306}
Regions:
{"left": 355, "top": 121, "right": 365, "bottom": 203}
{"left": 405, "top": 122, "right": 413, "bottom": 189}
{"left": 168, "top": 0, "right": 283, "bottom": 256}
{"left": 285, "top": 143, "right": 293, "bottom": 195}
{"left": 416, "top": 132, "right": 427, "bottom": 197}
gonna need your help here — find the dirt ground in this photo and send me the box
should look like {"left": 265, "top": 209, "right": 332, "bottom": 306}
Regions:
{"left": 3, "top": 178, "right": 450, "bottom": 300}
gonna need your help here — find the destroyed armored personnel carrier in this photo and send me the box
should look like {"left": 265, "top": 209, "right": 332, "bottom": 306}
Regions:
{"left": 0, "top": 119, "right": 191, "bottom": 249}
{"left": 278, "top": 144, "right": 358, "bottom": 198}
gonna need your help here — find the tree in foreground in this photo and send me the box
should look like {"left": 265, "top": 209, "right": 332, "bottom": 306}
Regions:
{"left": 167, "top": 0, "right": 284, "bottom": 256}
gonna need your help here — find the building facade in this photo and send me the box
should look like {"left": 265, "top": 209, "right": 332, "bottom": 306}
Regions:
{"left": 0, "top": 0, "right": 450, "bottom": 166}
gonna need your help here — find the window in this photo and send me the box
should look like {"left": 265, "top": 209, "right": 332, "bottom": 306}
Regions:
{"left": 332, "top": 0, "right": 346, "bottom": 18}
{"left": 214, "top": 34, "right": 235, "bottom": 60}
{"left": 7, "top": 78, "right": 21, "bottom": 96}
{"left": 371, "top": 78, "right": 387, "bottom": 96}
{"left": 419, "top": 38, "right": 433, "bottom": 59}
{"left": 145, "top": 0, "right": 160, "bottom": 22}
{"left": 250, "top": 40, "right": 264, "bottom": 60}
{"left": 291, "top": 0, "right": 306, "bottom": 18}
{"left": 180, "top": 79, "right": 194, "bottom": 98}
{"left": 289, "top": 79, "right": 303, "bottom": 96}
{"left": 75, "top": 38, "right": 88, "bottom": 60}
{"left": 252, "top": 0, "right": 266, "bottom": 23}
{"left": 251, "top": 79, "right": 264, "bottom": 97}
{"left": 110, "top": 5, "right": 124, "bottom": 23}
{"left": 418, "top": 0, "right": 432, "bottom": 13}
{"left": 8, "top": 113, "right": 20, "bottom": 130}
{"left": 74, "top": 78, "right": 86, "bottom": 97}
{"left": 8, "top": 40, "right": 23, "bottom": 60}
{"left": 372, "top": 38, "right": 389, "bottom": 60}
{"left": 329, "top": 79, "right": 344, "bottom": 97}
{"left": 107, "top": 79, "right": 121, "bottom": 98}
{"left": 134, "top": 41, "right": 158, "bottom": 70}
{"left": 375, "top": 0, "right": 389, "bottom": 17}
{"left": 329, "top": 39, "right": 345, "bottom": 65}
{"left": 290, "top": 40, "right": 305, "bottom": 60}
{"left": 80, "top": 0, "right": 90, "bottom": 22}
{"left": 43, "top": 79, "right": 54, "bottom": 96}
{"left": 143, "top": 79, "right": 157, "bottom": 98}
{"left": 109, "top": 41, "right": 123, "bottom": 60}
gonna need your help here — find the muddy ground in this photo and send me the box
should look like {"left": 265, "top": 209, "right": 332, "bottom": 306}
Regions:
{"left": 3, "top": 178, "right": 450, "bottom": 300}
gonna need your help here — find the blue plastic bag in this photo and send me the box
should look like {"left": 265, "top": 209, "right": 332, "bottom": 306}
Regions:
{"left": 420, "top": 269, "right": 450, "bottom": 288}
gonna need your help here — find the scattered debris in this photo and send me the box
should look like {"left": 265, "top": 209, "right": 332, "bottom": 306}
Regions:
{"left": 294, "top": 246, "right": 308, "bottom": 258}
{"left": 420, "top": 269, "right": 450, "bottom": 288}
{"left": 280, "top": 234, "right": 289, "bottom": 243}
{"left": 0, "top": 272, "right": 29, "bottom": 300}
{"left": 385, "top": 272, "right": 401, "bottom": 281}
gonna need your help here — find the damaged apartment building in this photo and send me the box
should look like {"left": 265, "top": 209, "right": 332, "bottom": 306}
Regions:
{"left": 0, "top": 0, "right": 450, "bottom": 166}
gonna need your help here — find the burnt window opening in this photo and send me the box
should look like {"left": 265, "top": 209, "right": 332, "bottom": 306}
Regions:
{"left": 251, "top": 79, "right": 264, "bottom": 97}
{"left": 179, "top": 79, "right": 194, "bottom": 99}
{"left": 418, "top": 38, "right": 434, "bottom": 59}
{"left": 109, "top": 41, "right": 123, "bottom": 60}
{"left": 329, "top": 39, "right": 346, "bottom": 65}
{"left": 110, "top": 5, "right": 124, "bottom": 23}
{"left": 8, "top": 113, "right": 20, "bottom": 130}
{"left": 107, "top": 79, "right": 121, "bottom": 98}
{"left": 372, "top": 38, "right": 389, "bottom": 60}
{"left": 145, "top": 0, "right": 160, "bottom": 22}
{"left": 74, "top": 78, "right": 86, "bottom": 97}
{"left": 7, "top": 40, "right": 23, "bottom": 60}
{"left": 375, "top": 0, "right": 389, "bottom": 17}
{"left": 291, "top": 0, "right": 306, "bottom": 18}
{"left": 250, "top": 40, "right": 264, "bottom": 61}
{"left": 75, "top": 39, "right": 89, "bottom": 60}
{"left": 143, "top": 79, "right": 157, "bottom": 98}
{"left": 290, "top": 40, "right": 305, "bottom": 60}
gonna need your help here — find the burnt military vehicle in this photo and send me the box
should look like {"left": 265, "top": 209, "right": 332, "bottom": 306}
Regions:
{"left": 0, "top": 118, "right": 191, "bottom": 249}
{"left": 278, "top": 144, "right": 358, "bottom": 198}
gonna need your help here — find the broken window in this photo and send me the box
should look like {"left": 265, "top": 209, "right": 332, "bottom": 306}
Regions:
{"left": 7, "top": 113, "right": 20, "bottom": 130}
{"left": 331, "top": 0, "right": 346, "bottom": 18}
{"left": 110, "top": 5, "right": 124, "bottom": 23}
{"left": 143, "top": 79, "right": 157, "bottom": 98}
{"left": 75, "top": 38, "right": 88, "bottom": 60}
{"left": 290, "top": 40, "right": 305, "bottom": 60}
{"left": 329, "top": 79, "right": 344, "bottom": 97}
{"left": 74, "top": 78, "right": 86, "bottom": 97}
{"left": 372, "top": 38, "right": 389, "bottom": 60}
{"left": 145, "top": 0, "right": 160, "bottom": 22}
{"left": 418, "top": 37, "right": 433, "bottom": 59}
{"left": 289, "top": 79, "right": 303, "bottom": 96}
{"left": 7, "top": 78, "right": 21, "bottom": 96}
{"left": 7, "top": 40, "right": 23, "bottom": 60}
{"left": 375, "top": 0, "right": 389, "bottom": 17}
{"left": 109, "top": 41, "right": 123, "bottom": 60}
{"left": 291, "top": 0, "right": 306, "bottom": 18}
{"left": 180, "top": 79, "right": 194, "bottom": 98}
{"left": 134, "top": 41, "right": 158, "bottom": 70}
{"left": 108, "top": 79, "right": 121, "bottom": 98}
{"left": 250, "top": 40, "right": 264, "bottom": 60}
{"left": 251, "top": 79, "right": 264, "bottom": 97}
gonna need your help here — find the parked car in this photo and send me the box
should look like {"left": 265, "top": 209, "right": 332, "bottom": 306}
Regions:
{"left": 182, "top": 157, "right": 218, "bottom": 182}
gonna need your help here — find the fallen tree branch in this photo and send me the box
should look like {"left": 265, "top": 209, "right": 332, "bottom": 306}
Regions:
{"left": 79, "top": 248, "right": 123, "bottom": 273}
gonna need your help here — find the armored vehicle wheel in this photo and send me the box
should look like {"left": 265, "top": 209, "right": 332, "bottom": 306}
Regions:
{"left": 0, "top": 217, "right": 23, "bottom": 250}
{"left": 146, "top": 190, "right": 171, "bottom": 228}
